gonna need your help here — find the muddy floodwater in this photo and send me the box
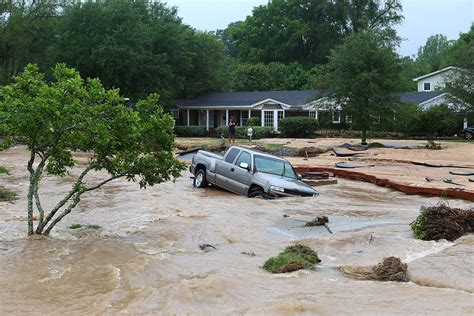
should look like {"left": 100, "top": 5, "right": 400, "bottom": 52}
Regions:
{"left": 0, "top": 147, "right": 473, "bottom": 315}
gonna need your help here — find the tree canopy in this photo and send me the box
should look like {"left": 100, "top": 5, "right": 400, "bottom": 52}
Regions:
{"left": 0, "top": 0, "right": 226, "bottom": 109}
{"left": 0, "top": 64, "right": 186, "bottom": 235}
{"left": 325, "top": 31, "right": 401, "bottom": 143}
{"left": 223, "top": 0, "right": 403, "bottom": 67}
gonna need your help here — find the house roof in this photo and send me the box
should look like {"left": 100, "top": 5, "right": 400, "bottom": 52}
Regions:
{"left": 394, "top": 91, "right": 445, "bottom": 104}
{"left": 412, "top": 66, "right": 458, "bottom": 81}
{"left": 176, "top": 90, "right": 322, "bottom": 108}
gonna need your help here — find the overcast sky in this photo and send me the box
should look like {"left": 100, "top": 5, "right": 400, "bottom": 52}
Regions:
{"left": 163, "top": 0, "right": 473, "bottom": 57}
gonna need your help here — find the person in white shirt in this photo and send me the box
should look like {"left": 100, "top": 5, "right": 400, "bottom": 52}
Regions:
{"left": 247, "top": 125, "right": 253, "bottom": 143}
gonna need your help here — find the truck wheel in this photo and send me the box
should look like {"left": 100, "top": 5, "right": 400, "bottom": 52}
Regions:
{"left": 466, "top": 132, "right": 473, "bottom": 140}
{"left": 249, "top": 190, "right": 271, "bottom": 199}
{"left": 193, "top": 169, "right": 208, "bottom": 188}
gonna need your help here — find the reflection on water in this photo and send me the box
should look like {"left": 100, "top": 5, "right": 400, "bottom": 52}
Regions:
{"left": 0, "top": 146, "right": 473, "bottom": 314}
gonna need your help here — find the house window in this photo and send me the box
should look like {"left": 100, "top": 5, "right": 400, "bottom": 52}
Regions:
{"left": 332, "top": 111, "right": 341, "bottom": 124}
{"left": 424, "top": 82, "right": 431, "bottom": 91}
{"left": 346, "top": 114, "right": 353, "bottom": 124}
{"left": 309, "top": 111, "right": 318, "bottom": 119}
{"left": 263, "top": 110, "right": 274, "bottom": 127}
{"left": 277, "top": 110, "right": 284, "bottom": 122}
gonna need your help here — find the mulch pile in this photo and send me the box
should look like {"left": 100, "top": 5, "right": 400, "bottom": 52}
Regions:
{"left": 338, "top": 256, "right": 409, "bottom": 282}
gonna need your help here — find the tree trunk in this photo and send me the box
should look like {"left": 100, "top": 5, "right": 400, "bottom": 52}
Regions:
{"left": 361, "top": 129, "right": 367, "bottom": 145}
{"left": 26, "top": 149, "right": 36, "bottom": 236}
{"left": 27, "top": 175, "right": 35, "bottom": 235}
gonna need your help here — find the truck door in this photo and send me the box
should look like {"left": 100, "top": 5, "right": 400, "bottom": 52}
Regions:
{"left": 215, "top": 148, "right": 240, "bottom": 189}
{"left": 227, "top": 151, "right": 252, "bottom": 195}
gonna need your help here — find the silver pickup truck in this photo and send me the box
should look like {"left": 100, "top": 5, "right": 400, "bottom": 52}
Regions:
{"left": 190, "top": 146, "right": 318, "bottom": 198}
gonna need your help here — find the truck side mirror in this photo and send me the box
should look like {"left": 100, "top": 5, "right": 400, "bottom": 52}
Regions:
{"left": 239, "top": 162, "right": 250, "bottom": 170}
{"left": 297, "top": 174, "right": 303, "bottom": 180}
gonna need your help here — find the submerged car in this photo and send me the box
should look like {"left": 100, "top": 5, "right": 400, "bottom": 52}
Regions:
{"left": 460, "top": 126, "right": 473, "bottom": 140}
{"left": 190, "top": 146, "right": 318, "bottom": 198}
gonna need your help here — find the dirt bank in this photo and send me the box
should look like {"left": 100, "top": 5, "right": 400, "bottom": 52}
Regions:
{"left": 0, "top": 146, "right": 473, "bottom": 314}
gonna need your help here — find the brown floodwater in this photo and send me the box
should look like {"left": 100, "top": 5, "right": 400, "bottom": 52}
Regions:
{"left": 0, "top": 146, "right": 473, "bottom": 315}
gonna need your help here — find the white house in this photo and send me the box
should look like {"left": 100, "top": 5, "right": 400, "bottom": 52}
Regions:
{"left": 413, "top": 66, "right": 469, "bottom": 128}
{"left": 412, "top": 66, "right": 459, "bottom": 92}
{"left": 176, "top": 67, "right": 470, "bottom": 130}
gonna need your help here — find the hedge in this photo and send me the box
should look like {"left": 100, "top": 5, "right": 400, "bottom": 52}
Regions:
{"left": 174, "top": 126, "right": 208, "bottom": 137}
{"left": 279, "top": 116, "right": 319, "bottom": 137}
{"left": 246, "top": 117, "right": 261, "bottom": 126}
{"left": 216, "top": 125, "right": 275, "bottom": 138}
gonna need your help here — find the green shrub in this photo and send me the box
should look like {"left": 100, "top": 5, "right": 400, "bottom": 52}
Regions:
{"left": 0, "top": 167, "right": 8, "bottom": 174}
{"left": 263, "top": 244, "right": 320, "bottom": 273}
{"left": 0, "top": 187, "right": 15, "bottom": 201}
{"left": 279, "top": 116, "right": 319, "bottom": 137}
{"left": 246, "top": 117, "right": 261, "bottom": 126}
{"left": 69, "top": 224, "right": 82, "bottom": 229}
{"left": 216, "top": 125, "right": 274, "bottom": 138}
{"left": 174, "top": 126, "right": 208, "bottom": 137}
{"left": 418, "top": 104, "right": 461, "bottom": 136}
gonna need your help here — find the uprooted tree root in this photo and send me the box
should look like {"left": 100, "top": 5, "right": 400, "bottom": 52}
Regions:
{"left": 338, "top": 257, "right": 409, "bottom": 282}
{"left": 410, "top": 204, "right": 473, "bottom": 241}
{"left": 263, "top": 244, "right": 321, "bottom": 274}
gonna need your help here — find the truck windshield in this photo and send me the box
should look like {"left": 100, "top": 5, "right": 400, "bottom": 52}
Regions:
{"left": 254, "top": 155, "right": 297, "bottom": 179}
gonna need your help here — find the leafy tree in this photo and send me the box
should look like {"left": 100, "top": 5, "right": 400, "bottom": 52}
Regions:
{"left": 325, "top": 31, "right": 401, "bottom": 143}
{"left": 443, "top": 25, "right": 474, "bottom": 114}
{"left": 226, "top": 62, "right": 310, "bottom": 91}
{"left": 397, "top": 56, "right": 419, "bottom": 91}
{"left": 0, "top": 0, "right": 61, "bottom": 83}
{"left": 0, "top": 64, "right": 185, "bottom": 236}
{"left": 223, "top": 0, "right": 403, "bottom": 67}
{"left": 46, "top": 1, "right": 225, "bottom": 108}
{"left": 326, "top": 0, "right": 403, "bottom": 39}
{"left": 416, "top": 34, "right": 452, "bottom": 73}
{"left": 226, "top": 0, "right": 343, "bottom": 66}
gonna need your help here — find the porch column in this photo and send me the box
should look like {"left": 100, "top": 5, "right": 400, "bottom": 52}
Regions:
{"left": 273, "top": 110, "right": 278, "bottom": 131}
{"left": 240, "top": 110, "right": 243, "bottom": 126}
{"left": 248, "top": 109, "right": 251, "bottom": 118}
{"left": 315, "top": 111, "right": 319, "bottom": 120}
{"left": 261, "top": 110, "right": 264, "bottom": 127}
{"left": 206, "top": 109, "right": 209, "bottom": 131}
{"left": 226, "top": 109, "right": 229, "bottom": 126}
{"left": 464, "top": 117, "right": 468, "bottom": 129}
{"left": 186, "top": 109, "right": 190, "bottom": 126}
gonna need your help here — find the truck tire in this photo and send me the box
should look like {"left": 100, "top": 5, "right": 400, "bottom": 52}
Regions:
{"left": 249, "top": 190, "right": 271, "bottom": 199}
{"left": 193, "top": 169, "right": 208, "bottom": 188}
{"left": 465, "top": 132, "right": 473, "bottom": 140}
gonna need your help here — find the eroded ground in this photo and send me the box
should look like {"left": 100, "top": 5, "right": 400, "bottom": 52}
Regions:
{"left": 0, "top": 146, "right": 473, "bottom": 315}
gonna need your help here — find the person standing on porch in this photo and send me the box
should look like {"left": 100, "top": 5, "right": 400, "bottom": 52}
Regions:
{"left": 228, "top": 116, "right": 236, "bottom": 145}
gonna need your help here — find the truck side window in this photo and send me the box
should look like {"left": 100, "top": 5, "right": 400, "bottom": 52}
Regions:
{"left": 235, "top": 151, "right": 251, "bottom": 167}
{"left": 225, "top": 148, "right": 240, "bottom": 163}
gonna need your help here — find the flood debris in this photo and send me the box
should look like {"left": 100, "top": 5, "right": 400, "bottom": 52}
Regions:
{"left": 332, "top": 147, "right": 368, "bottom": 157}
{"left": 241, "top": 251, "right": 256, "bottom": 257}
{"left": 410, "top": 204, "right": 473, "bottom": 241}
{"left": 290, "top": 216, "right": 333, "bottom": 234}
{"left": 449, "top": 171, "right": 474, "bottom": 176}
{"left": 411, "top": 161, "right": 474, "bottom": 169}
{"left": 338, "top": 257, "right": 409, "bottom": 282}
{"left": 263, "top": 244, "right": 321, "bottom": 273}
{"left": 199, "top": 243, "right": 217, "bottom": 251}
{"left": 335, "top": 162, "right": 375, "bottom": 169}
{"left": 443, "top": 178, "right": 465, "bottom": 186}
